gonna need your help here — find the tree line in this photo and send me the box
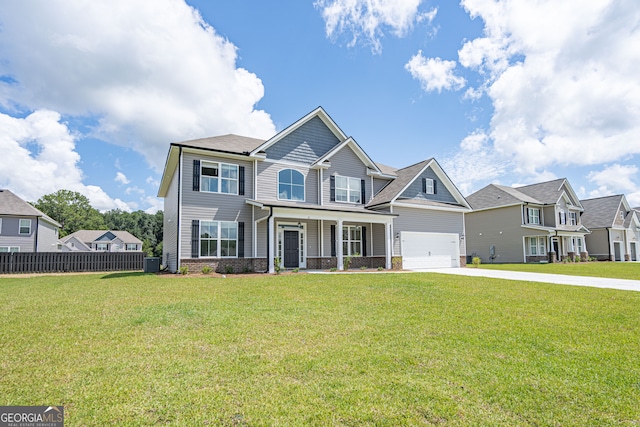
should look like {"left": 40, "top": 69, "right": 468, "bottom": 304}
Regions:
{"left": 32, "top": 190, "right": 163, "bottom": 257}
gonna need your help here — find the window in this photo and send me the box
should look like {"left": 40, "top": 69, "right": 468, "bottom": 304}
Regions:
{"left": 96, "top": 243, "right": 108, "bottom": 251}
{"left": 0, "top": 246, "right": 19, "bottom": 252}
{"left": 126, "top": 243, "right": 138, "bottom": 251}
{"left": 0, "top": 218, "right": 2, "bottom": 234}
{"left": 528, "top": 237, "right": 546, "bottom": 256}
{"left": 573, "top": 237, "right": 584, "bottom": 253}
{"left": 528, "top": 208, "right": 540, "bottom": 225}
{"left": 342, "top": 225, "right": 362, "bottom": 256}
{"left": 200, "top": 221, "right": 237, "bottom": 258}
{"left": 335, "top": 176, "right": 361, "bottom": 204}
{"left": 278, "top": 169, "right": 305, "bottom": 201}
{"left": 569, "top": 212, "right": 577, "bottom": 226}
{"left": 559, "top": 209, "right": 566, "bottom": 225}
{"left": 425, "top": 178, "right": 434, "bottom": 194}
{"left": 19, "top": 219, "right": 31, "bottom": 235}
{"left": 201, "top": 161, "right": 238, "bottom": 194}
{"left": 620, "top": 211, "right": 625, "bottom": 221}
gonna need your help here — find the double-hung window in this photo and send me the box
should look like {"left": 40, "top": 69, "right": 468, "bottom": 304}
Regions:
{"left": 278, "top": 169, "right": 305, "bottom": 201}
{"left": 425, "top": 178, "right": 434, "bottom": 194}
{"left": 19, "top": 219, "right": 31, "bottom": 235}
{"left": 0, "top": 246, "right": 19, "bottom": 252}
{"left": 200, "top": 221, "right": 237, "bottom": 257}
{"left": 529, "top": 237, "right": 546, "bottom": 255}
{"left": 335, "top": 176, "right": 361, "bottom": 204}
{"left": 559, "top": 209, "right": 567, "bottom": 225}
{"left": 342, "top": 225, "right": 362, "bottom": 256}
{"left": 528, "top": 208, "right": 540, "bottom": 225}
{"left": 96, "top": 243, "right": 108, "bottom": 251}
{"left": 569, "top": 212, "right": 577, "bottom": 226}
{"left": 201, "top": 161, "right": 238, "bottom": 194}
{"left": 126, "top": 243, "right": 138, "bottom": 251}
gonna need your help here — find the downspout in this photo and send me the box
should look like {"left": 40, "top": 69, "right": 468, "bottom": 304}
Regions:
{"left": 266, "top": 206, "right": 273, "bottom": 272}
{"left": 35, "top": 217, "right": 39, "bottom": 252}
{"left": 606, "top": 227, "right": 611, "bottom": 260}
{"left": 176, "top": 146, "right": 183, "bottom": 272}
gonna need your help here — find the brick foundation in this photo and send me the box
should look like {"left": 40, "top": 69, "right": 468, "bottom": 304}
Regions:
{"left": 526, "top": 255, "right": 548, "bottom": 263}
{"left": 180, "top": 258, "right": 268, "bottom": 274}
{"left": 459, "top": 256, "right": 467, "bottom": 267}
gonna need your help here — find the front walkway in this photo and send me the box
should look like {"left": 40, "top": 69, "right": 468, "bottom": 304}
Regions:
{"left": 427, "top": 268, "right": 640, "bottom": 292}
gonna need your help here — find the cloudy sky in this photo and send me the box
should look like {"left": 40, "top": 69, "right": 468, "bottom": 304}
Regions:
{"left": 1, "top": 0, "right": 639, "bottom": 212}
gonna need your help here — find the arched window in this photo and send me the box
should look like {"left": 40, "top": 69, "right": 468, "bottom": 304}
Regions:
{"left": 278, "top": 169, "right": 305, "bottom": 201}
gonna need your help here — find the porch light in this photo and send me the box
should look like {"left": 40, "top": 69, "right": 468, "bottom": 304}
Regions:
{"left": 297, "top": 222, "right": 302, "bottom": 228}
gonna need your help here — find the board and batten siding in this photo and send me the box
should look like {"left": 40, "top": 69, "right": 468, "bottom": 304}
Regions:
{"left": 465, "top": 205, "right": 534, "bottom": 263}
{"left": 265, "top": 116, "right": 341, "bottom": 164}
{"left": 180, "top": 152, "right": 254, "bottom": 261}
{"left": 256, "top": 161, "right": 319, "bottom": 204}
{"left": 0, "top": 217, "right": 36, "bottom": 252}
{"left": 162, "top": 161, "right": 180, "bottom": 271}
{"left": 391, "top": 207, "right": 465, "bottom": 256}
{"left": 398, "top": 166, "right": 457, "bottom": 204}
{"left": 36, "top": 220, "right": 59, "bottom": 252}
{"left": 323, "top": 146, "right": 373, "bottom": 207}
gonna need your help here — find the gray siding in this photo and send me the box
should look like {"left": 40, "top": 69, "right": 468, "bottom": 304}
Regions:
{"left": 585, "top": 228, "right": 609, "bottom": 258}
{"left": 36, "top": 220, "right": 59, "bottom": 252}
{"left": 256, "top": 162, "right": 319, "bottom": 204}
{"left": 256, "top": 220, "right": 267, "bottom": 258}
{"left": 180, "top": 152, "right": 254, "bottom": 261}
{"left": 373, "top": 177, "right": 392, "bottom": 196}
{"left": 163, "top": 159, "right": 180, "bottom": 271}
{"left": 265, "top": 116, "right": 340, "bottom": 164}
{"left": 398, "top": 166, "right": 457, "bottom": 204}
{"left": 371, "top": 222, "right": 386, "bottom": 256}
{"left": 323, "top": 146, "right": 373, "bottom": 207}
{"left": 0, "top": 216, "right": 36, "bottom": 252}
{"left": 465, "top": 205, "right": 534, "bottom": 263}
{"left": 391, "top": 207, "right": 465, "bottom": 256}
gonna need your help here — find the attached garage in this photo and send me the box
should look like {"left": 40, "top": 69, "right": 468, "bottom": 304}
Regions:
{"left": 401, "top": 231, "right": 460, "bottom": 269}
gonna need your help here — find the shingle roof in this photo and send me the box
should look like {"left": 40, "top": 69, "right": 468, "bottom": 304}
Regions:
{"left": 515, "top": 178, "right": 570, "bottom": 204}
{"left": 174, "top": 134, "right": 266, "bottom": 155}
{"left": 0, "top": 189, "right": 61, "bottom": 226}
{"left": 367, "top": 159, "right": 432, "bottom": 207}
{"left": 62, "top": 230, "right": 143, "bottom": 244}
{"left": 467, "top": 178, "right": 581, "bottom": 210}
{"left": 580, "top": 195, "right": 624, "bottom": 229}
{"left": 374, "top": 162, "right": 397, "bottom": 177}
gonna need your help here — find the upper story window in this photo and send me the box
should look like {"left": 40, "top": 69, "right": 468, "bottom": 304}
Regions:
{"left": 126, "top": 243, "right": 138, "bottom": 251}
{"left": 335, "top": 176, "right": 361, "bottom": 204}
{"left": 0, "top": 246, "right": 20, "bottom": 253}
{"left": 201, "top": 161, "right": 238, "bottom": 194}
{"left": 558, "top": 209, "right": 567, "bottom": 225}
{"left": 278, "top": 169, "right": 305, "bottom": 201}
{"left": 569, "top": 212, "right": 577, "bottom": 226}
{"left": 424, "top": 178, "right": 434, "bottom": 194}
{"left": 620, "top": 211, "right": 625, "bottom": 221}
{"left": 96, "top": 243, "right": 108, "bottom": 251}
{"left": 19, "top": 219, "right": 31, "bottom": 235}
{"left": 528, "top": 208, "right": 540, "bottom": 225}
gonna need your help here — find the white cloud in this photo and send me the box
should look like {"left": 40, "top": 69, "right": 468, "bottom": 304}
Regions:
{"left": 0, "top": 0, "right": 276, "bottom": 171}
{"left": 0, "top": 110, "right": 131, "bottom": 211}
{"left": 587, "top": 164, "right": 639, "bottom": 199}
{"left": 452, "top": 0, "right": 640, "bottom": 175}
{"left": 405, "top": 52, "right": 466, "bottom": 93}
{"left": 143, "top": 196, "right": 164, "bottom": 214}
{"left": 115, "top": 172, "right": 130, "bottom": 185}
{"left": 315, "top": 0, "right": 437, "bottom": 53}
{"left": 146, "top": 176, "right": 160, "bottom": 187}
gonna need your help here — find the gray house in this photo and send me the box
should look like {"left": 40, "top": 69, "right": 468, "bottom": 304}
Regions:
{"left": 0, "top": 189, "right": 61, "bottom": 252}
{"left": 465, "top": 179, "right": 590, "bottom": 263}
{"left": 158, "top": 107, "right": 470, "bottom": 273}
{"left": 580, "top": 195, "right": 640, "bottom": 261}
{"left": 60, "top": 230, "right": 143, "bottom": 252}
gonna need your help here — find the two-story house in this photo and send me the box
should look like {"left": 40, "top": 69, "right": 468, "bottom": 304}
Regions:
{"left": 465, "top": 179, "right": 590, "bottom": 263}
{"left": 60, "top": 230, "right": 143, "bottom": 252}
{"left": 158, "top": 107, "right": 471, "bottom": 273}
{"left": 580, "top": 195, "right": 640, "bottom": 261}
{"left": 0, "top": 189, "right": 61, "bottom": 252}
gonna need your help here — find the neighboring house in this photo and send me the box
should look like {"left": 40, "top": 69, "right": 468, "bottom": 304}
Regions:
{"left": 157, "top": 106, "right": 470, "bottom": 273}
{"left": 580, "top": 195, "right": 640, "bottom": 261}
{"left": 465, "top": 179, "right": 590, "bottom": 263}
{"left": 0, "top": 189, "right": 61, "bottom": 252}
{"left": 60, "top": 230, "right": 143, "bottom": 252}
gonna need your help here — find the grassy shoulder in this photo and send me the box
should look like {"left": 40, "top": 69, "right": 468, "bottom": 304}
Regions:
{"left": 1, "top": 272, "right": 639, "bottom": 426}
{"left": 477, "top": 261, "right": 640, "bottom": 280}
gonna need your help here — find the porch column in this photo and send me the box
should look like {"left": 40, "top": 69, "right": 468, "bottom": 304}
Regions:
{"left": 337, "top": 218, "right": 344, "bottom": 270}
{"left": 268, "top": 215, "right": 275, "bottom": 274}
{"left": 385, "top": 221, "right": 392, "bottom": 270}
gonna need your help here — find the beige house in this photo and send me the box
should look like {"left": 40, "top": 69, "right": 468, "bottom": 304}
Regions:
{"left": 465, "top": 179, "right": 590, "bottom": 263}
{"left": 581, "top": 195, "right": 640, "bottom": 261}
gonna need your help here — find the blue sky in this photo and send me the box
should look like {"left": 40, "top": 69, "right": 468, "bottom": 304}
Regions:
{"left": 1, "top": 0, "right": 639, "bottom": 212}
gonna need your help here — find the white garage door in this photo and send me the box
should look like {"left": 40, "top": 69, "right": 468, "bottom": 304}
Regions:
{"left": 401, "top": 231, "right": 460, "bottom": 269}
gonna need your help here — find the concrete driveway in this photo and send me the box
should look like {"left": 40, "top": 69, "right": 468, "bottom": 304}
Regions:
{"left": 426, "top": 267, "right": 640, "bottom": 292}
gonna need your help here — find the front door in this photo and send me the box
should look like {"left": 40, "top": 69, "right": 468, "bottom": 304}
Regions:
{"left": 283, "top": 230, "right": 299, "bottom": 268}
{"left": 630, "top": 243, "right": 637, "bottom": 261}
{"left": 613, "top": 242, "right": 622, "bottom": 261}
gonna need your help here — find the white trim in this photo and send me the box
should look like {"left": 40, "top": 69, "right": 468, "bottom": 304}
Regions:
{"left": 391, "top": 201, "right": 471, "bottom": 213}
{"left": 277, "top": 221, "right": 307, "bottom": 269}
{"left": 262, "top": 157, "right": 313, "bottom": 167}
{"left": 334, "top": 175, "right": 362, "bottom": 204}
{"left": 199, "top": 220, "right": 239, "bottom": 259}
{"left": 19, "top": 218, "right": 31, "bottom": 235}
{"left": 199, "top": 160, "right": 239, "bottom": 195}
{"left": 277, "top": 168, "right": 306, "bottom": 202}
{"left": 312, "top": 137, "right": 382, "bottom": 174}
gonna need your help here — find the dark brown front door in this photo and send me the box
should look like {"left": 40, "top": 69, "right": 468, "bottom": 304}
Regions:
{"left": 284, "top": 230, "right": 299, "bottom": 268}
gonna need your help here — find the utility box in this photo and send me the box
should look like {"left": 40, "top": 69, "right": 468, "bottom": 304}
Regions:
{"left": 144, "top": 257, "right": 160, "bottom": 273}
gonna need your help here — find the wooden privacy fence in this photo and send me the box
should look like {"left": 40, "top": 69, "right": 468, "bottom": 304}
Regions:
{"left": 0, "top": 252, "right": 144, "bottom": 274}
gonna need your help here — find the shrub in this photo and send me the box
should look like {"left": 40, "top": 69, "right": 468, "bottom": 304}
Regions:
{"left": 330, "top": 267, "right": 337, "bottom": 272}
{"left": 178, "top": 266, "right": 188, "bottom": 275}
{"left": 377, "top": 266, "right": 384, "bottom": 271}
{"left": 472, "top": 256, "right": 481, "bottom": 268}
{"left": 274, "top": 257, "right": 281, "bottom": 275}
{"left": 201, "top": 265, "right": 212, "bottom": 275}
{"left": 224, "top": 265, "right": 234, "bottom": 274}
{"left": 292, "top": 268, "right": 299, "bottom": 273}
{"left": 343, "top": 255, "right": 352, "bottom": 270}
{"left": 360, "top": 265, "right": 367, "bottom": 270}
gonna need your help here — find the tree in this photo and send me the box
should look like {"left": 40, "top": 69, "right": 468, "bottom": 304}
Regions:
{"left": 34, "top": 190, "right": 105, "bottom": 237}
{"left": 103, "top": 209, "right": 163, "bottom": 257}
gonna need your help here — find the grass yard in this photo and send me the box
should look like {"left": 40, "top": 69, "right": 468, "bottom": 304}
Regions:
{"left": 1, "top": 272, "right": 639, "bottom": 426}
{"left": 478, "top": 261, "right": 640, "bottom": 280}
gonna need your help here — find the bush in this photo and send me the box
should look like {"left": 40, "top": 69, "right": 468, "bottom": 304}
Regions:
{"left": 274, "top": 257, "right": 281, "bottom": 275}
{"left": 330, "top": 267, "right": 337, "bottom": 272}
{"left": 472, "top": 256, "right": 481, "bottom": 268}
{"left": 201, "top": 265, "right": 212, "bottom": 275}
{"left": 343, "top": 255, "right": 352, "bottom": 270}
{"left": 178, "top": 266, "right": 188, "bottom": 275}
{"left": 224, "top": 265, "right": 234, "bottom": 274}
{"left": 360, "top": 265, "right": 367, "bottom": 270}
{"left": 292, "top": 268, "right": 299, "bottom": 273}
{"left": 377, "top": 266, "right": 384, "bottom": 271}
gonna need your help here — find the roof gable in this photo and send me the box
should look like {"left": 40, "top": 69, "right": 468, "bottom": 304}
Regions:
{"left": 581, "top": 194, "right": 627, "bottom": 229}
{"left": 516, "top": 178, "right": 583, "bottom": 209}
{"left": 312, "top": 137, "right": 381, "bottom": 172}
{"left": 0, "top": 189, "right": 61, "bottom": 227}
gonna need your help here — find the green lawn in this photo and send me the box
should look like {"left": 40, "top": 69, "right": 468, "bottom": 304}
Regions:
{"left": 478, "top": 261, "right": 640, "bottom": 280}
{"left": 1, "top": 272, "right": 639, "bottom": 426}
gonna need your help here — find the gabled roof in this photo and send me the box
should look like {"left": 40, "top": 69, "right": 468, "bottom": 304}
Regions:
{"left": 367, "top": 158, "right": 470, "bottom": 210}
{"left": 172, "top": 134, "right": 265, "bottom": 155}
{"left": 311, "top": 137, "right": 382, "bottom": 173}
{"left": 250, "top": 106, "right": 347, "bottom": 155}
{"left": 516, "top": 178, "right": 583, "bottom": 209}
{"left": 61, "top": 230, "right": 142, "bottom": 244}
{"left": 0, "top": 189, "right": 61, "bottom": 227}
{"left": 374, "top": 162, "right": 397, "bottom": 177}
{"left": 580, "top": 194, "right": 629, "bottom": 229}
